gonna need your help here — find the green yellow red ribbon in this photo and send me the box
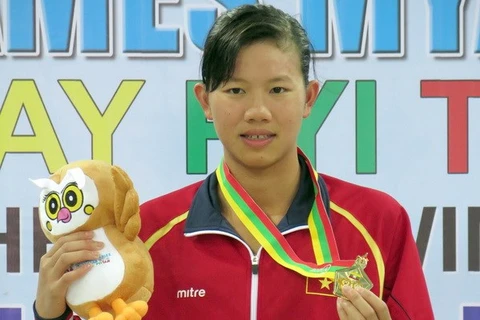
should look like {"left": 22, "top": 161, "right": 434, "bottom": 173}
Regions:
{"left": 216, "top": 148, "right": 355, "bottom": 278}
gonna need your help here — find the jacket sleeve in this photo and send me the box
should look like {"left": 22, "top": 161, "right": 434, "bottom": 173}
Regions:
{"left": 383, "top": 206, "right": 435, "bottom": 319}
{"left": 33, "top": 302, "right": 76, "bottom": 320}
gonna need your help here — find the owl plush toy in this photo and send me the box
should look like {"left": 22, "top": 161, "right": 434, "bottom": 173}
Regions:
{"left": 31, "top": 160, "right": 154, "bottom": 320}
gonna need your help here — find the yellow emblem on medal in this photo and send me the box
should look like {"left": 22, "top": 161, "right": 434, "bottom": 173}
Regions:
{"left": 333, "top": 254, "right": 373, "bottom": 298}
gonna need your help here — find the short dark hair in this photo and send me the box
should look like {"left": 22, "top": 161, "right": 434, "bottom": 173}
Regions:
{"left": 201, "top": 4, "right": 313, "bottom": 92}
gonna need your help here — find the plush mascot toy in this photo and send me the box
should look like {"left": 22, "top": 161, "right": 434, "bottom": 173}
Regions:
{"left": 32, "top": 160, "right": 154, "bottom": 320}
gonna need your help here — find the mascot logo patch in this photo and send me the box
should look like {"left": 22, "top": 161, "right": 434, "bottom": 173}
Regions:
{"left": 67, "top": 252, "right": 112, "bottom": 272}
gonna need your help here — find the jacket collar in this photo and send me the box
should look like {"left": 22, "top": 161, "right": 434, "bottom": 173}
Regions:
{"left": 184, "top": 156, "right": 330, "bottom": 235}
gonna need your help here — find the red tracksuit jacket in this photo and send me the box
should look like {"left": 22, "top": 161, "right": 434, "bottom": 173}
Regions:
{"left": 34, "top": 159, "right": 433, "bottom": 320}
{"left": 139, "top": 161, "right": 434, "bottom": 319}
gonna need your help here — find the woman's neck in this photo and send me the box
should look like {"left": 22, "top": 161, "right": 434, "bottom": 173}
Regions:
{"left": 221, "top": 151, "right": 301, "bottom": 223}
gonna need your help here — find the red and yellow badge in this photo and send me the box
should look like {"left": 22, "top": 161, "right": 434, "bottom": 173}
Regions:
{"left": 306, "top": 275, "right": 336, "bottom": 297}
{"left": 306, "top": 254, "right": 373, "bottom": 298}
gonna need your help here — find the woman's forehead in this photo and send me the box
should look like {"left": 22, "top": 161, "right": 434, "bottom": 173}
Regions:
{"left": 230, "top": 42, "right": 303, "bottom": 81}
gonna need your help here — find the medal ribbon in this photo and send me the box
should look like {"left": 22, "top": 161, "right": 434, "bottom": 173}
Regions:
{"left": 216, "top": 148, "right": 355, "bottom": 278}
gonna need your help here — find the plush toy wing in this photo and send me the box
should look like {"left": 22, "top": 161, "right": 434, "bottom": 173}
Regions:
{"left": 112, "top": 165, "right": 140, "bottom": 241}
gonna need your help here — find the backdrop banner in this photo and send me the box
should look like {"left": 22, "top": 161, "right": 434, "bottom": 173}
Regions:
{"left": 0, "top": 1, "right": 479, "bottom": 319}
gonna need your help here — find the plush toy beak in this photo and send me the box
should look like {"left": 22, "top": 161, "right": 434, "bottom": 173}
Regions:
{"left": 57, "top": 208, "right": 72, "bottom": 223}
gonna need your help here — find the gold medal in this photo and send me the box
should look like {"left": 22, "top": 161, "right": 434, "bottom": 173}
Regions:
{"left": 333, "top": 254, "right": 373, "bottom": 298}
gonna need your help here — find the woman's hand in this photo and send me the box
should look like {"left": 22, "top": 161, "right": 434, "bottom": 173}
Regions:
{"left": 35, "top": 231, "right": 104, "bottom": 318}
{"left": 337, "top": 286, "right": 391, "bottom": 320}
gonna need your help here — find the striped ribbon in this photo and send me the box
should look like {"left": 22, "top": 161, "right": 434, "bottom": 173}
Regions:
{"left": 216, "top": 148, "right": 355, "bottom": 278}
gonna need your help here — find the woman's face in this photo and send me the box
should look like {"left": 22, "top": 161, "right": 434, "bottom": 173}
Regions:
{"left": 195, "top": 41, "right": 319, "bottom": 171}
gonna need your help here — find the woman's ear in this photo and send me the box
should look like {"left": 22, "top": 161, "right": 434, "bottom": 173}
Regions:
{"left": 303, "top": 80, "right": 321, "bottom": 118}
{"left": 194, "top": 83, "right": 213, "bottom": 120}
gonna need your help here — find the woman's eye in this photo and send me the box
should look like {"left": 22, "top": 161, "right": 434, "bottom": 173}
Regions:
{"left": 271, "top": 87, "right": 285, "bottom": 94}
{"left": 228, "top": 88, "right": 245, "bottom": 94}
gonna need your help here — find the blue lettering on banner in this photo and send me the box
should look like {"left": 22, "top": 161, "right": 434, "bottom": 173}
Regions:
{"left": 0, "top": 3, "right": 3, "bottom": 56}
{"left": 0, "top": 307, "right": 22, "bottom": 320}
{"left": 427, "top": 0, "right": 464, "bottom": 56}
{"left": 7, "top": 0, "right": 35, "bottom": 53}
{"left": 123, "top": 0, "right": 182, "bottom": 57}
{"left": 0, "top": 0, "right": 478, "bottom": 57}
{"left": 331, "top": 0, "right": 369, "bottom": 55}
{"left": 187, "top": 7, "right": 217, "bottom": 51}
{"left": 187, "top": 0, "right": 257, "bottom": 51}
{"left": 477, "top": 0, "right": 480, "bottom": 55}
{"left": 464, "top": 306, "right": 480, "bottom": 320}
{"left": 300, "top": 0, "right": 403, "bottom": 57}
{"left": 5, "top": 0, "right": 111, "bottom": 56}
{"left": 299, "top": 0, "right": 328, "bottom": 53}
{"left": 82, "top": 0, "right": 110, "bottom": 54}
{"left": 40, "top": 0, "right": 75, "bottom": 53}
{"left": 372, "top": 0, "right": 402, "bottom": 54}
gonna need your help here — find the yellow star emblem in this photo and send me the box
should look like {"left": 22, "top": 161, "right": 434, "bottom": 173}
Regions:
{"left": 319, "top": 277, "right": 333, "bottom": 290}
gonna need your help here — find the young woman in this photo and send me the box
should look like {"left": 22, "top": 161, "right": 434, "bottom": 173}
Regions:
{"left": 34, "top": 4, "right": 433, "bottom": 320}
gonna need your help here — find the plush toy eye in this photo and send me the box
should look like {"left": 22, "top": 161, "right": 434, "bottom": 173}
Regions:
{"left": 63, "top": 184, "right": 83, "bottom": 212}
{"left": 44, "top": 193, "right": 61, "bottom": 220}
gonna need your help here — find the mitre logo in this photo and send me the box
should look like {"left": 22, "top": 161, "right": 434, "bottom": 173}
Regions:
{"left": 176, "top": 287, "right": 206, "bottom": 299}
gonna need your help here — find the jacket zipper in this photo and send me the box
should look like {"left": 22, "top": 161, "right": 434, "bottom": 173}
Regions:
{"left": 184, "top": 227, "right": 308, "bottom": 320}
{"left": 250, "top": 253, "right": 260, "bottom": 320}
